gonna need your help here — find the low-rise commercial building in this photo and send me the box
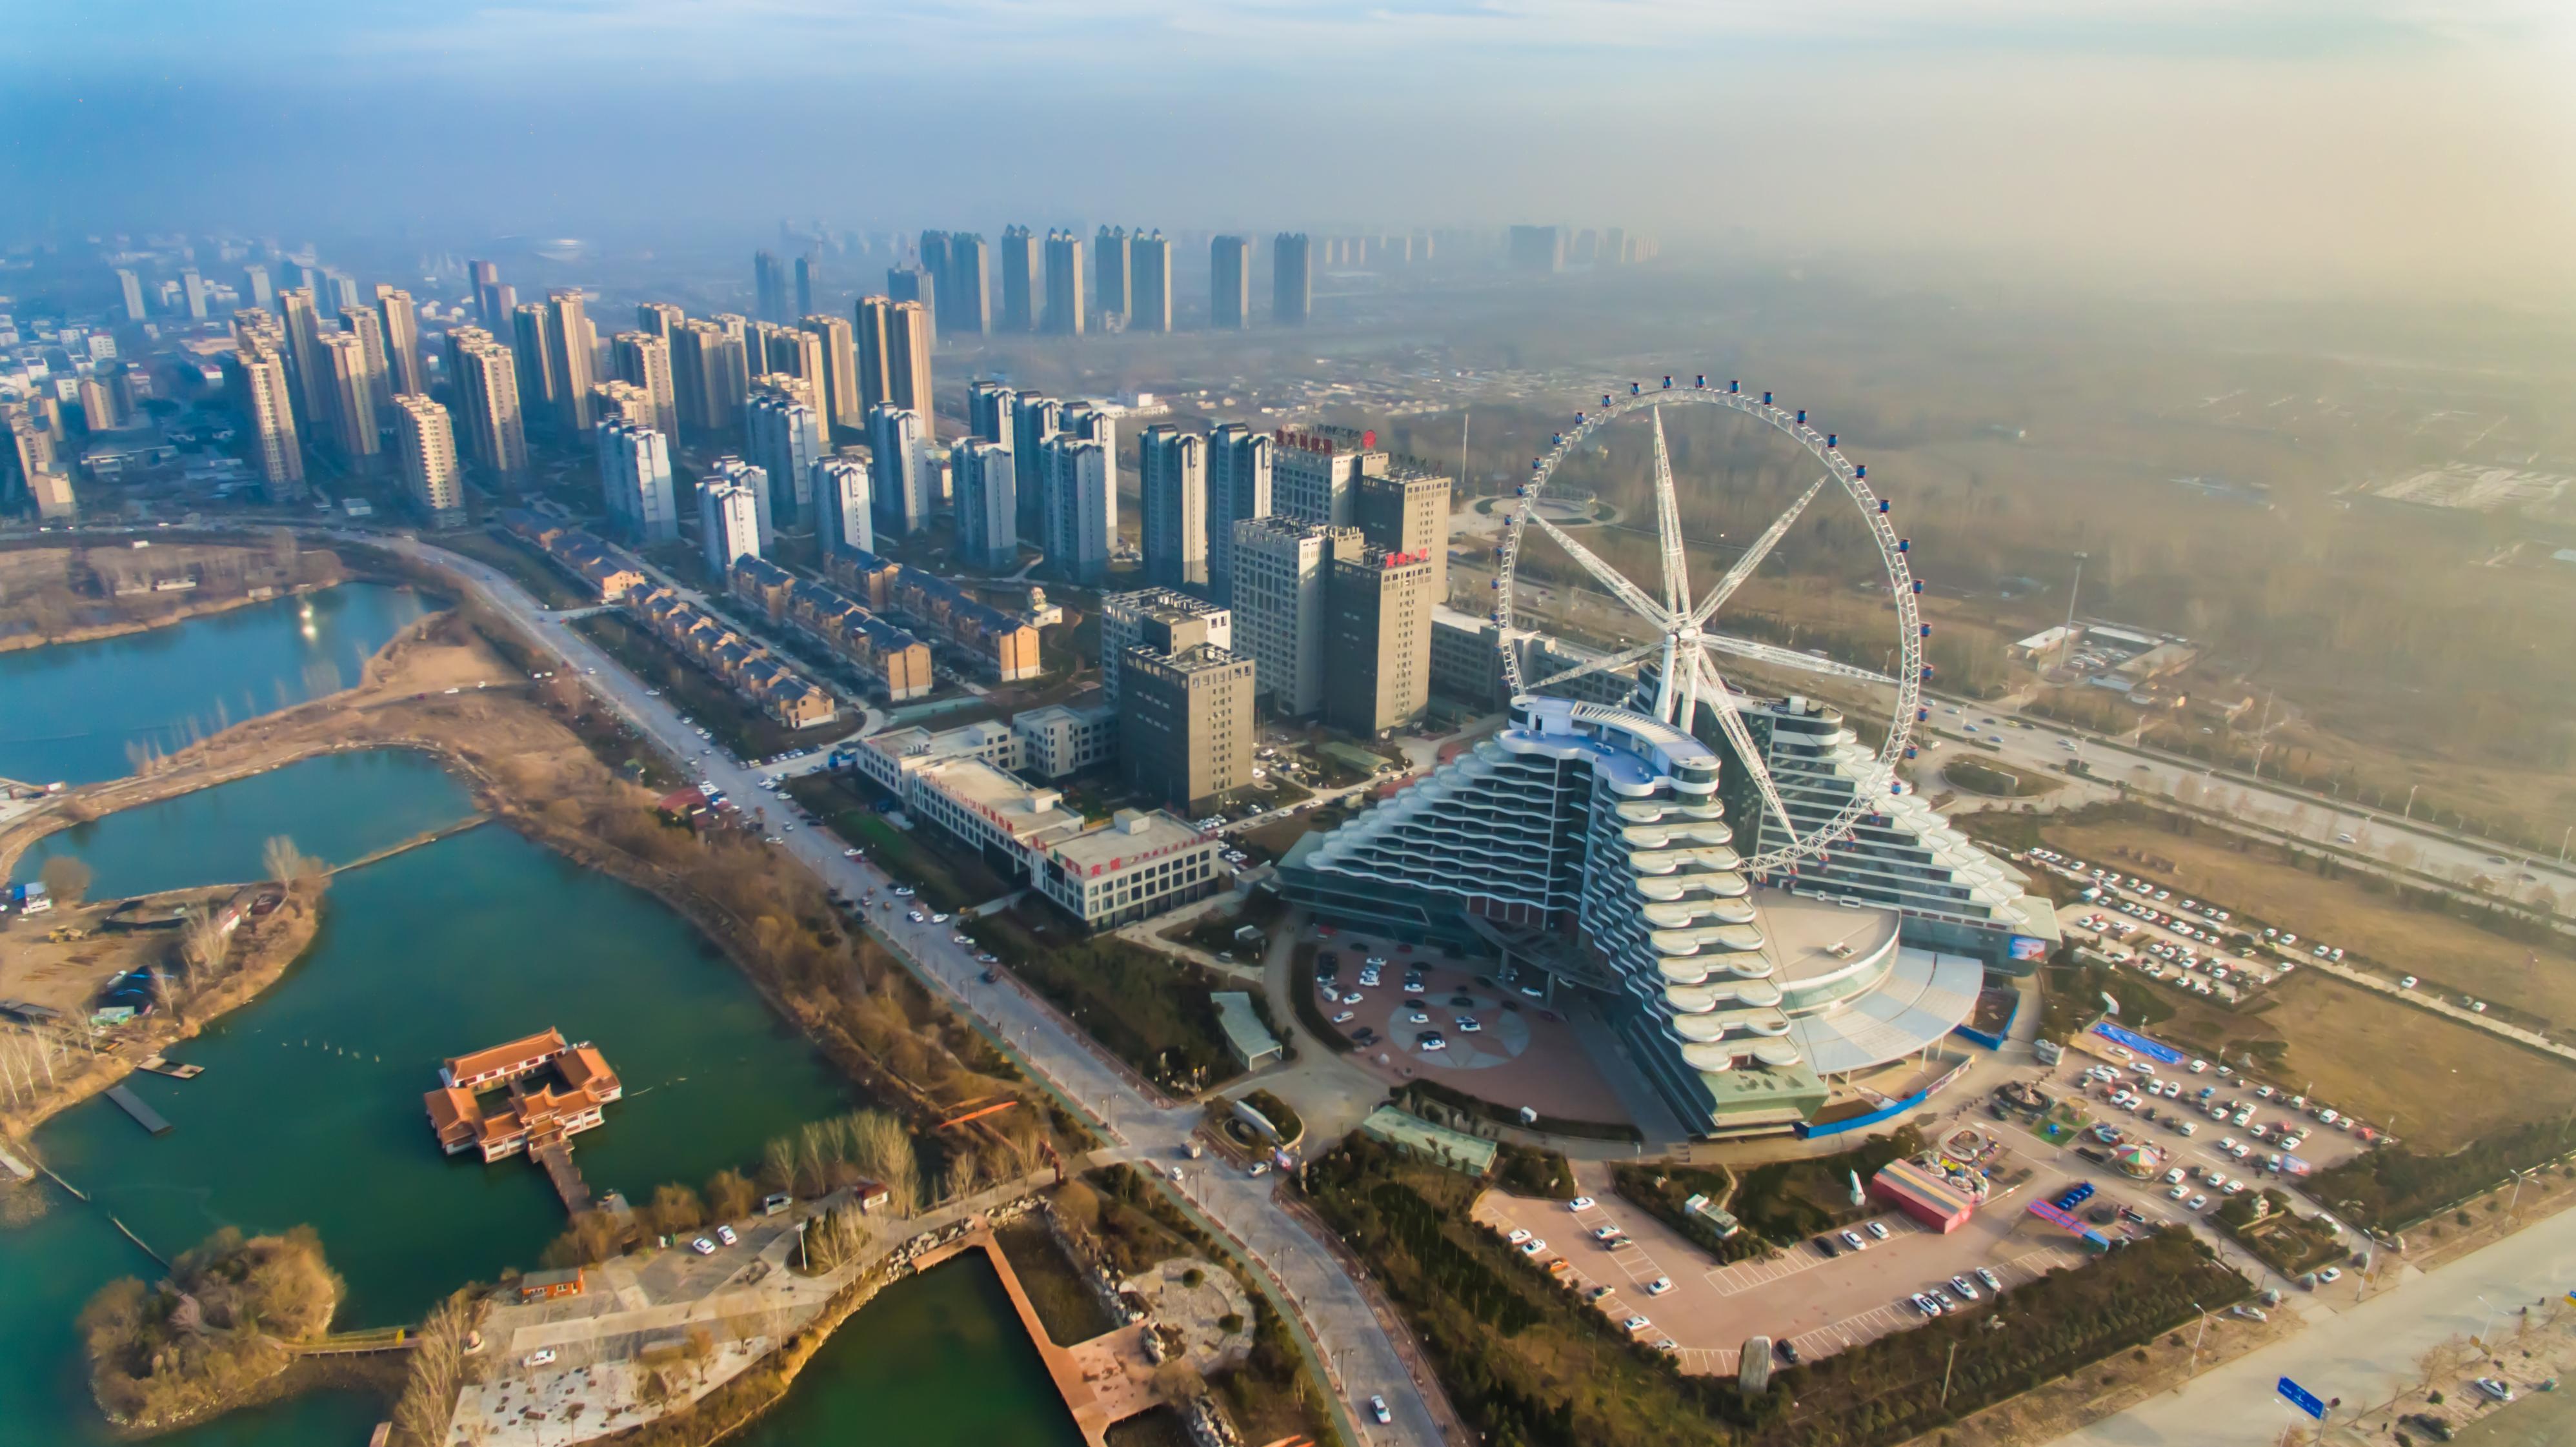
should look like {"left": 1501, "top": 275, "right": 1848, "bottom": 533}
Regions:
{"left": 814, "top": 547, "right": 1043, "bottom": 682}
{"left": 630, "top": 582, "right": 839, "bottom": 729}
{"left": 501, "top": 511, "right": 649, "bottom": 602}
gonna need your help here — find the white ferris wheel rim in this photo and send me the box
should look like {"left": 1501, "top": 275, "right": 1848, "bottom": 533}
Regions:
{"left": 1490, "top": 378, "right": 1927, "bottom": 871}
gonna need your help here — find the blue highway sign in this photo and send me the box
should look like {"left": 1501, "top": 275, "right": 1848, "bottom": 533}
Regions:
{"left": 2277, "top": 1377, "right": 2327, "bottom": 1421}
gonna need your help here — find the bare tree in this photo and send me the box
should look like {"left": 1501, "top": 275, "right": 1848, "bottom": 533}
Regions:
{"left": 945, "top": 1151, "right": 979, "bottom": 1204}
{"left": 182, "top": 905, "right": 231, "bottom": 979}
{"left": 390, "top": 1288, "right": 482, "bottom": 1447}
{"left": 38, "top": 856, "right": 92, "bottom": 907}
{"left": 262, "top": 835, "right": 328, "bottom": 896}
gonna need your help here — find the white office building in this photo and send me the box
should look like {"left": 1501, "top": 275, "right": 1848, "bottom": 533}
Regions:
{"left": 812, "top": 454, "right": 873, "bottom": 560}
{"left": 1230, "top": 516, "right": 1356, "bottom": 716}
{"left": 1100, "top": 589, "right": 1230, "bottom": 712}
{"left": 1041, "top": 436, "right": 1114, "bottom": 584}
{"left": 703, "top": 454, "right": 772, "bottom": 551}
{"left": 869, "top": 403, "right": 932, "bottom": 537}
{"left": 951, "top": 438, "right": 1018, "bottom": 573}
{"left": 1207, "top": 423, "right": 1273, "bottom": 604}
{"left": 746, "top": 389, "right": 825, "bottom": 529}
{"left": 1139, "top": 425, "right": 1208, "bottom": 589}
{"left": 699, "top": 480, "right": 761, "bottom": 574}
{"left": 597, "top": 420, "right": 678, "bottom": 544}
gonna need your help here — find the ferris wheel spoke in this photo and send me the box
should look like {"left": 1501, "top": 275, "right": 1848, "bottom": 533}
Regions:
{"left": 1531, "top": 638, "right": 1661, "bottom": 692}
{"left": 1700, "top": 633, "right": 1894, "bottom": 685}
{"left": 1689, "top": 473, "right": 1828, "bottom": 627}
{"left": 1649, "top": 408, "right": 1690, "bottom": 614}
{"left": 1525, "top": 511, "right": 1673, "bottom": 629}
{"left": 1692, "top": 652, "right": 1804, "bottom": 851}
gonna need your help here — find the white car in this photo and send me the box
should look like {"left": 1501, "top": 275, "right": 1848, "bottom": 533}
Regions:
{"left": 1518, "top": 1238, "right": 1547, "bottom": 1256}
{"left": 1865, "top": 1220, "right": 1890, "bottom": 1240}
{"left": 1592, "top": 1225, "right": 1624, "bottom": 1242}
{"left": 690, "top": 1237, "right": 717, "bottom": 1255}
{"left": 716, "top": 1224, "right": 738, "bottom": 1246}
{"left": 1331, "top": 1011, "right": 1354, "bottom": 1024}
{"left": 1621, "top": 1315, "right": 1651, "bottom": 1333}
{"left": 1949, "top": 1275, "right": 1980, "bottom": 1301}
{"left": 2399, "top": 975, "right": 2417, "bottom": 989}
{"left": 524, "top": 1348, "right": 558, "bottom": 1367}
{"left": 1568, "top": 1197, "right": 1595, "bottom": 1210}
{"left": 1507, "top": 1228, "right": 1533, "bottom": 1244}
{"left": 1645, "top": 1277, "right": 1673, "bottom": 1295}
{"left": 1369, "top": 1395, "right": 1392, "bottom": 1424}
{"left": 2188, "top": 1193, "right": 2209, "bottom": 1211}
{"left": 1975, "top": 1267, "right": 2002, "bottom": 1293}
{"left": 930, "top": 912, "right": 951, "bottom": 924}
{"left": 907, "top": 910, "right": 926, "bottom": 922}
{"left": 1418, "top": 1032, "right": 1447, "bottom": 1051}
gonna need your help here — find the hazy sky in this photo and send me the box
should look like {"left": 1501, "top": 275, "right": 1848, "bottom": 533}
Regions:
{"left": 9, "top": 1, "right": 2571, "bottom": 302}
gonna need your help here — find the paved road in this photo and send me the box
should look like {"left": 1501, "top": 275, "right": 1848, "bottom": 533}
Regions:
{"left": 399, "top": 537, "right": 1451, "bottom": 1446}
{"left": 2049, "top": 1204, "right": 2576, "bottom": 1446}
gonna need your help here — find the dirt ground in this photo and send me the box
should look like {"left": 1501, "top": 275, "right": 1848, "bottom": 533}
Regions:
{"left": 2042, "top": 817, "right": 2576, "bottom": 1027}
{"left": 0, "top": 885, "right": 245, "bottom": 1018}
{"left": 2254, "top": 971, "right": 2576, "bottom": 1154}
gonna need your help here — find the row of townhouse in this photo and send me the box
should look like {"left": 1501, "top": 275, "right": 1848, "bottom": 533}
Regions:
{"left": 501, "top": 509, "right": 648, "bottom": 602}
{"left": 629, "top": 584, "right": 839, "bottom": 729}
{"left": 822, "top": 547, "right": 1043, "bottom": 682}
{"left": 730, "top": 556, "right": 936, "bottom": 701}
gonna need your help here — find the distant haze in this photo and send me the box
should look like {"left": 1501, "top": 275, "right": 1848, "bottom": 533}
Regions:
{"left": 8, "top": 1, "right": 2571, "bottom": 304}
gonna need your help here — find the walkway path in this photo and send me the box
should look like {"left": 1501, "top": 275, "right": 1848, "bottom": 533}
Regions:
{"left": 393, "top": 535, "right": 1460, "bottom": 1447}
{"left": 2306, "top": 957, "right": 2576, "bottom": 1066}
{"left": 911, "top": 1230, "right": 1161, "bottom": 1447}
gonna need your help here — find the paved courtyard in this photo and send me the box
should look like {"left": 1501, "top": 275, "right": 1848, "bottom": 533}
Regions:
{"left": 1313, "top": 929, "right": 1633, "bottom": 1123}
{"left": 1473, "top": 1162, "right": 2091, "bottom": 1375}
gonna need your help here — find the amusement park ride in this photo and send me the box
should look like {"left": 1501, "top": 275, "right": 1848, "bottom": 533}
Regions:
{"left": 1489, "top": 376, "right": 1929, "bottom": 871}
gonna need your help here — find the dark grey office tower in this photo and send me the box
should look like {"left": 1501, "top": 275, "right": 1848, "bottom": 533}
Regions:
{"left": 1140, "top": 425, "right": 1207, "bottom": 588}
{"left": 1094, "top": 226, "right": 1130, "bottom": 330}
{"left": 918, "top": 230, "right": 951, "bottom": 309}
{"left": 886, "top": 264, "right": 936, "bottom": 344}
{"left": 944, "top": 233, "right": 991, "bottom": 335}
{"left": 1273, "top": 233, "right": 1311, "bottom": 326}
{"left": 1207, "top": 423, "right": 1273, "bottom": 603}
{"left": 967, "top": 380, "right": 1016, "bottom": 443}
{"left": 1041, "top": 230, "right": 1085, "bottom": 336}
{"left": 1210, "top": 236, "right": 1250, "bottom": 330}
{"left": 754, "top": 250, "right": 790, "bottom": 322}
{"left": 794, "top": 253, "right": 816, "bottom": 317}
{"left": 510, "top": 303, "right": 558, "bottom": 428}
{"left": 1129, "top": 231, "right": 1172, "bottom": 334}
{"left": 1010, "top": 393, "right": 1061, "bottom": 544}
{"left": 999, "top": 225, "right": 1040, "bottom": 332}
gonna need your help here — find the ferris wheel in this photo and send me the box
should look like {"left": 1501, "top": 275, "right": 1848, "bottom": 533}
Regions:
{"left": 1491, "top": 376, "right": 1928, "bottom": 870}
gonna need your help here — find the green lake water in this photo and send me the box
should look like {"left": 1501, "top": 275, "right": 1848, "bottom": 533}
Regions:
{"left": 730, "top": 1251, "right": 1087, "bottom": 1447}
{"left": 0, "top": 752, "right": 1016, "bottom": 1447}
{"left": 0, "top": 582, "right": 431, "bottom": 787}
{"left": 12, "top": 749, "right": 479, "bottom": 898}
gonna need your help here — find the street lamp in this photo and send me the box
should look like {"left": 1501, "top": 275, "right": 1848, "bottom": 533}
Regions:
{"left": 2403, "top": 784, "right": 2419, "bottom": 822}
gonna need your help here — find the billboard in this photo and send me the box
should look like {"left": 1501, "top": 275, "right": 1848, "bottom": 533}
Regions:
{"left": 2008, "top": 934, "right": 2052, "bottom": 963}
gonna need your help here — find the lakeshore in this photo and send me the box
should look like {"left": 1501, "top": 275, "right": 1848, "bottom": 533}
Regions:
{"left": 0, "top": 563, "right": 1101, "bottom": 1447}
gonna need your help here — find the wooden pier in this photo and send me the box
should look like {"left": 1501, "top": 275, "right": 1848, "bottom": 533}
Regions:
{"left": 135, "top": 1056, "right": 205, "bottom": 1080}
{"left": 105, "top": 1085, "right": 172, "bottom": 1135}
{"left": 530, "top": 1135, "right": 592, "bottom": 1215}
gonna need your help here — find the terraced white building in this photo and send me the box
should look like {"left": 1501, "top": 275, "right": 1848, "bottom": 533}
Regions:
{"left": 1282, "top": 694, "right": 1989, "bottom": 1135}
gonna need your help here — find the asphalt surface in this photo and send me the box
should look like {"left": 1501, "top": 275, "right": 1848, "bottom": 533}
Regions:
{"left": 401, "top": 536, "right": 1449, "bottom": 1446}
{"left": 2049, "top": 1202, "right": 2576, "bottom": 1447}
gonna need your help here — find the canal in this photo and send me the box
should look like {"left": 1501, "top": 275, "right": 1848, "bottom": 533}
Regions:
{"left": 0, "top": 751, "right": 1054, "bottom": 1447}
{"left": 0, "top": 581, "right": 431, "bottom": 787}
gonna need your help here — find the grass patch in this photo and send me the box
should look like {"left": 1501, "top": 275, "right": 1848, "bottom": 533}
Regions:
{"left": 1729, "top": 1127, "right": 1926, "bottom": 1242}
{"left": 1301, "top": 1132, "right": 2247, "bottom": 1447}
{"left": 2213, "top": 1189, "right": 2348, "bottom": 1278}
{"left": 973, "top": 906, "right": 1243, "bottom": 1094}
{"left": 436, "top": 528, "right": 593, "bottom": 610}
{"left": 1393, "top": 1077, "right": 1643, "bottom": 1144}
{"left": 785, "top": 773, "right": 1014, "bottom": 914}
{"left": 1613, "top": 1163, "right": 1767, "bottom": 1264}
{"left": 1942, "top": 755, "right": 2056, "bottom": 798}
{"left": 2253, "top": 971, "right": 2576, "bottom": 1153}
{"left": 569, "top": 611, "right": 839, "bottom": 762}
{"left": 2309, "top": 1116, "right": 2576, "bottom": 1231}
{"left": 1231, "top": 1088, "right": 1305, "bottom": 1146}
{"left": 995, "top": 1217, "right": 1117, "bottom": 1347}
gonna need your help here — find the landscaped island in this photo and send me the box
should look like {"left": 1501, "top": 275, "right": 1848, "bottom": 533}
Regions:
{"left": 79, "top": 1226, "right": 345, "bottom": 1432}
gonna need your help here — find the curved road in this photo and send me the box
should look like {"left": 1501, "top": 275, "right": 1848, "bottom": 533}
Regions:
{"left": 396, "top": 536, "right": 1452, "bottom": 1446}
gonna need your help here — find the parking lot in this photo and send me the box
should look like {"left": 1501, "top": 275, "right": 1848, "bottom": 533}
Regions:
{"left": 1311, "top": 931, "right": 1632, "bottom": 1123}
{"left": 1472, "top": 1171, "right": 2091, "bottom": 1375}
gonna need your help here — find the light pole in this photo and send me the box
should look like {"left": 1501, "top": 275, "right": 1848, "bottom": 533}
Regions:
{"left": 2561, "top": 824, "right": 2571, "bottom": 863}
{"left": 2182, "top": 1301, "right": 2210, "bottom": 1390}
{"left": 2404, "top": 784, "right": 2419, "bottom": 822}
